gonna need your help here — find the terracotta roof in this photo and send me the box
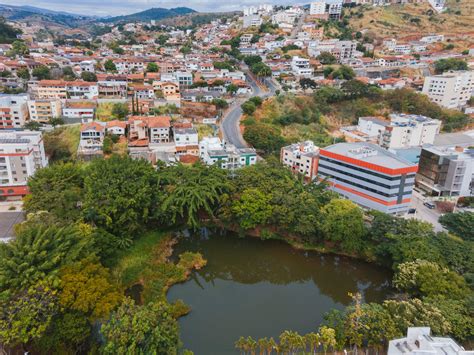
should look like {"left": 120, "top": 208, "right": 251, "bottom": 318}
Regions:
{"left": 148, "top": 116, "right": 171, "bottom": 128}
{"left": 81, "top": 122, "right": 104, "bottom": 132}
{"left": 106, "top": 120, "right": 127, "bottom": 128}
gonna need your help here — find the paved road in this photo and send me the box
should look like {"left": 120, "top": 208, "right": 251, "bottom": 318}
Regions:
{"left": 405, "top": 190, "right": 445, "bottom": 232}
{"left": 221, "top": 71, "right": 279, "bottom": 149}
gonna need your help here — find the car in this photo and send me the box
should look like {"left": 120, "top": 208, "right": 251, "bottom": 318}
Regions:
{"left": 408, "top": 208, "right": 416, "bottom": 214}
{"left": 423, "top": 201, "right": 436, "bottom": 209}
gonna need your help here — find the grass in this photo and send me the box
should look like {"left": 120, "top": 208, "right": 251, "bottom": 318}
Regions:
{"left": 195, "top": 123, "right": 215, "bottom": 140}
{"left": 112, "top": 231, "right": 206, "bottom": 306}
{"left": 44, "top": 124, "right": 81, "bottom": 161}
{"left": 96, "top": 102, "right": 115, "bottom": 121}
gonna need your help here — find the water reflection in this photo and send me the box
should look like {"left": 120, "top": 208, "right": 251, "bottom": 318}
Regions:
{"left": 168, "top": 231, "right": 392, "bottom": 354}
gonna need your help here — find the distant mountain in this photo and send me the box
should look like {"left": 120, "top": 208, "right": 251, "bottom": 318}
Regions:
{"left": 103, "top": 7, "right": 197, "bottom": 23}
{"left": 0, "top": 3, "right": 91, "bottom": 27}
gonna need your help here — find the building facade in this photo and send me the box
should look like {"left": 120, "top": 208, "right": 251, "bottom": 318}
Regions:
{"left": 317, "top": 143, "right": 418, "bottom": 214}
{"left": 422, "top": 70, "right": 474, "bottom": 109}
{"left": 0, "top": 94, "right": 29, "bottom": 129}
{"left": 28, "top": 99, "right": 62, "bottom": 123}
{"left": 199, "top": 137, "right": 257, "bottom": 170}
{"left": 0, "top": 130, "right": 48, "bottom": 198}
{"left": 416, "top": 144, "right": 473, "bottom": 197}
{"left": 280, "top": 141, "right": 320, "bottom": 181}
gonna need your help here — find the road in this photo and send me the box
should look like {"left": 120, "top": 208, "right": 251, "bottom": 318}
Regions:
{"left": 405, "top": 190, "right": 445, "bottom": 232}
{"left": 221, "top": 70, "right": 279, "bottom": 149}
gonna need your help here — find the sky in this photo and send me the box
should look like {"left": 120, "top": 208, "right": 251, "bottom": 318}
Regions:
{"left": 0, "top": 0, "right": 303, "bottom": 16}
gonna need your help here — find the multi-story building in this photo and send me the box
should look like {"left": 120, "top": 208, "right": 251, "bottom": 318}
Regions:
{"left": 326, "top": 0, "right": 343, "bottom": 20}
{"left": 79, "top": 122, "right": 105, "bottom": 156}
{"left": 174, "top": 127, "right": 199, "bottom": 155}
{"left": 291, "top": 56, "right": 313, "bottom": 78}
{"left": 174, "top": 72, "right": 193, "bottom": 88}
{"left": 199, "top": 137, "right": 257, "bottom": 170}
{"left": 388, "top": 327, "right": 472, "bottom": 355}
{"left": 66, "top": 81, "right": 99, "bottom": 100}
{"left": 416, "top": 144, "right": 473, "bottom": 197}
{"left": 98, "top": 81, "right": 128, "bottom": 98}
{"left": 0, "top": 94, "right": 29, "bottom": 129}
{"left": 27, "top": 99, "right": 62, "bottom": 123}
{"left": 148, "top": 116, "right": 171, "bottom": 144}
{"left": 280, "top": 141, "right": 320, "bottom": 181}
{"left": 309, "top": 0, "right": 326, "bottom": 15}
{"left": 34, "top": 80, "right": 68, "bottom": 100}
{"left": 317, "top": 143, "right": 418, "bottom": 214}
{"left": 422, "top": 71, "right": 474, "bottom": 109}
{"left": 381, "top": 114, "right": 441, "bottom": 149}
{"left": 62, "top": 101, "right": 96, "bottom": 121}
{"left": 0, "top": 130, "right": 48, "bottom": 198}
{"left": 243, "top": 14, "right": 263, "bottom": 29}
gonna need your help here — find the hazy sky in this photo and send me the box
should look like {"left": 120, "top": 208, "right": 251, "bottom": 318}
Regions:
{"left": 0, "top": 0, "right": 303, "bottom": 16}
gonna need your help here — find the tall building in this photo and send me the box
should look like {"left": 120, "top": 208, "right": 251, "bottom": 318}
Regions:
{"left": 309, "top": 0, "right": 326, "bottom": 15}
{"left": 280, "top": 141, "right": 320, "bottom": 181}
{"left": 422, "top": 70, "right": 474, "bottom": 109}
{"left": 0, "top": 130, "right": 48, "bottom": 198}
{"left": 0, "top": 94, "right": 29, "bottom": 129}
{"left": 416, "top": 144, "right": 473, "bottom": 197}
{"left": 27, "top": 99, "right": 62, "bottom": 123}
{"left": 318, "top": 143, "right": 418, "bottom": 214}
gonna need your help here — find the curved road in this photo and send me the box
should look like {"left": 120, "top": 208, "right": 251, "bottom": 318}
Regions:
{"left": 221, "top": 72, "right": 278, "bottom": 149}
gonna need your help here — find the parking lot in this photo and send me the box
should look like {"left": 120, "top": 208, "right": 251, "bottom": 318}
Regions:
{"left": 405, "top": 190, "right": 445, "bottom": 232}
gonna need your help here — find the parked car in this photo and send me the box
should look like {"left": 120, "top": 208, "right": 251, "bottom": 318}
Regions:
{"left": 408, "top": 208, "right": 416, "bottom": 214}
{"left": 423, "top": 201, "right": 436, "bottom": 209}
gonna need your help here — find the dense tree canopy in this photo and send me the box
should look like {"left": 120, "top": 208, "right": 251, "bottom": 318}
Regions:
{"left": 439, "top": 211, "right": 474, "bottom": 241}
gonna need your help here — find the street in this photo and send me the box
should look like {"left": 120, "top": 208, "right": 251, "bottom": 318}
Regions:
{"left": 405, "top": 190, "right": 445, "bottom": 232}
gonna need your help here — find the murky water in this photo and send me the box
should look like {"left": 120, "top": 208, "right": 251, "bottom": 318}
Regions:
{"left": 167, "top": 231, "right": 392, "bottom": 354}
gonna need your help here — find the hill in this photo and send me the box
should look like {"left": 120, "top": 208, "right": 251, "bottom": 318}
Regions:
{"left": 103, "top": 7, "right": 196, "bottom": 23}
{"left": 346, "top": 0, "right": 474, "bottom": 43}
{"left": 0, "top": 3, "right": 91, "bottom": 27}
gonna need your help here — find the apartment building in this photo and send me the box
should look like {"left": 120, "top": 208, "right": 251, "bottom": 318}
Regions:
{"left": 28, "top": 99, "right": 62, "bottom": 123}
{"left": 174, "top": 72, "right": 193, "bottom": 88}
{"left": 309, "top": 0, "right": 326, "bottom": 15}
{"left": 128, "top": 116, "right": 171, "bottom": 146}
{"left": 199, "top": 137, "right": 257, "bottom": 170}
{"left": 422, "top": 71, "right": 474, "bottom": 109}
{"left": 66, "top": 81, "right": 99, "bottom": 100}
{"left": 0, "top": 94, "right": 29, "bottom": 129}
{"left": 243, "top": 14, "right": 263, "bottom": 29}
{"left": 98, "top": 81, "right": 128, "bottom": 98}
{"left": 327, "top": 0, "right": 343, "bottom": 20}
{"left": 280, "top": 141, "right": 320, "bottom": 181}
{"left": 318, "top": 143, "right": 418, "bottom": 214}
{"left": 291, "top": 56, "right": 313, "bottom": 78}
{"left": 416, "top": 144, "right": 473, "bottom": 197}
{"left": 78, "top": 121, "right": 105, "bottom": 155}
{"left": 62, "top": 101, "right": 96, "bottom": 121}
{"left": 35, "top": 80, "right": 67, "bottom": 100}
{"left": 0, "top": 130, "right": 48, "bottom": 198}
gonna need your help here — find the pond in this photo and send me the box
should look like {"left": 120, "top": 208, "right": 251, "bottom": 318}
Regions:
{"left": 167, "top": 231, "right": 392, "bottom": 354}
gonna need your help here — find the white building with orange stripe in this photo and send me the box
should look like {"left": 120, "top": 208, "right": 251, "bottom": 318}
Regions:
{"left": 318, "top": 142, "right": 418, "bottom": 214}
{"left": 0, "top": 130, "right": 48, "bottom": 199}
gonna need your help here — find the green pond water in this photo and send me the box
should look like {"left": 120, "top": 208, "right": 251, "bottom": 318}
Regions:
{"left": 167, "top": 231, "right": 392, "bottom": 354}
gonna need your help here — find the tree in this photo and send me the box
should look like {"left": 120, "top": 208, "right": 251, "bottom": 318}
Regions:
{"left": 305, "top": 332, "right": 320, "bottom": 354}
{"left": 0, "top": 224, "right": 93, "bottom": 294}
{"left": 62, "top": 66, "right": 76, "bottom": 80}
{"left": 81, "top": 71, "right": 97, "bottom": 82}
{"left": 83, "top": 155, "right": 158, "bottom": 237}
{"left": 243, "top": 123, "right": 286, "bottom": 154}
{"left": 146, "top": 62, "right": 159, "bottom": 73}
{"left": 212, "top": 98, "right": 229, "bottom": 110}
{"left": 101, "top": 298, "right": 179, "bottom": 355}
{"left": 331, "top": 65, "right": 355, "bottom": 80}
{"left": 318, "top": 326, "right": 336, "bottom": 354}
{"left": 104, "top": 59, "right": 117, "bottom": 72}
{"left": 180, "top": 45, "right": 192, "bottom": 55}
{"left": 241, "top": 101, "right": 256, "bottom": 115}
{"left": 0, "top": 282, "right": 58, "bottom": 346}
{"left": 103, "top": 136, "right": 113, "bottom": 154}
{"left": 393, "top": 260, "right": 469, "bottom": 300}
{"left": 226, "top": 83, "right": 238, "bottom": 95}
{"left": 317, "top": 52, "right": 337, "bottom": 64}
{"left": 111, "top": 102, "right": 129, "bottom": 120}
{"left": 32, "top": 65, "right": 51, "bottom": 80}
{"left": 59, "top": 258, "right": 122, "bottom": 320}
{"left": 434, "top": 58, "right": 467, "bottom": 74}
{"left": 244, "top": 55, "right": 262, "bottom": 67}
{"left": 24, "top": 162, "right": 84, "bottom": 222}
{"left": 23, "top": 121, "right": 41, "bottom": 130}
{"left": 321, "top": 199, "right": 366, "bottom": 252}
{"left": 49, "top": 117, "right": 64, "bottom": 127}
{"left": 231, "top": 188, "right": 273, "bottom": 229}
{"left": 16, "top": 67, "right": 30, "bottom": 80}
{"left": 439, "top": 212, "right": 474, "bottom": 241}
{"left": 300, "top": 78, "right": 317, "bottom": 90}
{"left": 157, "top": 163, "right": 230, "bottom": 228}
{"left": 9, "top": 40, "right": 29, "bottom": 57}
{"left": 341, "top": 79, "right": 369, "bottom": 98}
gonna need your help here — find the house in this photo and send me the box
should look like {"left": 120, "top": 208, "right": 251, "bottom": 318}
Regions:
{"left": 148, "top": 116, "right": 171, "bottom": 144}
{"left": 106, "top": 120, "right": 127, "bottom": 136}
{"left": 174, "top": 126, "right": 199, "bottom": 155}
{"left": 199, "top": 137, "right": 257, "bottom": 169}
{"left": 62, "top": 101, "right": 96, "bottom": 121}
{"left": 78, "top": 122, "right": 105, "bottom": 156}
{"left": 66, "top": 81, "right": 99, "bottom": 100}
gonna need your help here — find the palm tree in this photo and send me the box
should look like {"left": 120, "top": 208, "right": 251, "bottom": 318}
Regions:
{"left": 305, "top": 332, "right": 321, "bottom": 354}
{"left": 247, "top": 336, "right": 257, "bottom": 355}
{"left": 258, "top": 337, "right": 269, "bottom": 355}
{"left": 235, "top": 336, "right": 247, "bottom": 354}
{"left": 268, "top": 337, "right": 278, "bottom": 355}
{"left": 319, "top": 326, "right": 337, "bottom": 355}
